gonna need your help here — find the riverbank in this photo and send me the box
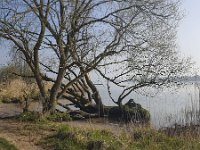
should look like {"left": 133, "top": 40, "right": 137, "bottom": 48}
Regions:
{"left": 1, "top": 119, "right": 200, "bottom": 150}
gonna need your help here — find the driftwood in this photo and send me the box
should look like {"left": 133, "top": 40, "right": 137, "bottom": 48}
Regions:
{"left": 57, "top": 102, "right": 71, "bottom": 111}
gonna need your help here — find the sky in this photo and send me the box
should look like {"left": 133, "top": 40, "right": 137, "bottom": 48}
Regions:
{"left": 177, "top": 0, "right": 200, "bottom": 72}
{"left": 0, "top": 41, "right": 10, "bottom": 67}
{"left": 0, "top": 0, "right": 200, "bottom": 71}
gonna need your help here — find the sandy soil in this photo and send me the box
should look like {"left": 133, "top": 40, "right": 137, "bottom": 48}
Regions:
{"left": 0, "top": 120, "right": 44, "bottom": 150}
{"left": 0, "top": 117, "right": 133, "bottom": 150}
{"left": 0, "top": 103, "right": 22, "bottom": 118}
{"left": 0, "top": 119, "right": 127, "bottom": 150}
{"left": 0, "top": 103, "right": 133, "bottom": 150}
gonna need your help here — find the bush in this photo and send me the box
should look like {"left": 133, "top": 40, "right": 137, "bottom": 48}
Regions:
{"left": 123, "top": 105, "right": 150, "bottom": 122}
{"left": 108, "top": 99, "right": 150, "bottom": 123}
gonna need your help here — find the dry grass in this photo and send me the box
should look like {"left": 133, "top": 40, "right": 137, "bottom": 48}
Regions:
{"left": 0, "top": 119, "right": 50, "bottom": 150}
{"left": 1, "top": 119, "right": 200, "bottom": 150}
{"left": 0, "top": 79, "right": 52, "bottom": 103}
{"left": 0, "top": 79, "right": 39, "bottom": 102}
{"left": 40, "top": 120, "right": 200, "bottom": 150}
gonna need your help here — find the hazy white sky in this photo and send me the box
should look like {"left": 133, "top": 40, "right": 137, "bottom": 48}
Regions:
{"left": 0, "top": 1, "right": 200, "bottom": 71}
{"left": 177, "top": 0, "right": 200, "bottom": 71}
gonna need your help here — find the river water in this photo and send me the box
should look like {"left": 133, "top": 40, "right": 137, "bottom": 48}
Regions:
{"left": 98, "top": 83, "right": 200, "bottom": 128}
{"left": 1, "top": 82, "right": 200, "bottom": 129}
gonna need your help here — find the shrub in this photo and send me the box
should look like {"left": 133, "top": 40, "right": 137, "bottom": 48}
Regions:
{"left": 108, "top": 100, "right": 150, "bottom": 123}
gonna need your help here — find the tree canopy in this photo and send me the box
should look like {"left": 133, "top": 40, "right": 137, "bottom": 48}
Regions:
{"left": 0, "top": 0, "right": 191, "bottom": 115}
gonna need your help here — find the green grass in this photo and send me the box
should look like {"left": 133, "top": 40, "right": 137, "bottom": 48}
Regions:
{"left": 17, "top": 111, "right": 71, "bottom": 122}
{"left": 0, "top": 137, "right": 18, "bottom": 150}
{"left": 125, "top": 128, "right": 200, "bottom": 150}
{"left": 17, "top": 111, "right": 41, "bottom": 122}
{"left": 47, "top": 112, "right": 72, "bottom": 122}
{"left": 41, "top": 125, "right": 122, "bottom": 150}
{"left": 39, "top": 124, "right": 200, "bottom": 150}
{"left": 1, "top": 119, "right": 200, "bottom": 150}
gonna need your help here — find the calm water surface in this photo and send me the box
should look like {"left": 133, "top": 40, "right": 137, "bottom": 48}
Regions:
{"left": 1, "top": 83, "right": 199, "bottom": 129}
{"left": 98, "top": 83, "right": 200, "bottom": 128}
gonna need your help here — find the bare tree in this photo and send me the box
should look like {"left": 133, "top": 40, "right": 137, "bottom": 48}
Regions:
{"left": 0, "top": 0, "right": 190, "bottom": 115}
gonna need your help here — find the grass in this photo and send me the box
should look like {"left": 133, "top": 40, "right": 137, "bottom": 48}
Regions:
{"left": 17, "top": 111, "right": 41, "bottom": 122}
{"left": 17, "top": 111, "right": 72, "bottom": 122}
{"left": 2, "top": 75, "right": 200, "bottom": 149}
{"left": 1, "top": 119, "right": 200, "bottom": 150}
{"left": 0, "top": 78, "right": 52, "bottom": 104}
{"left": 47, "top": 112, "right": 72, "bottom": 122}
{"left": 0, "top": 137, "right": 18, "bottom": 150}
{"left": 41, "top": 124, "right": 122, "bottom": 150}
{"left": 0, "top": 79, "right": 38, "bottom": 103}
{"left": 39, "top": 123, "right": 200, "bottom": 150}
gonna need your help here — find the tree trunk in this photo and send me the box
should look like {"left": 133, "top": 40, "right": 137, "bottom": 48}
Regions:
{"left": 23, "top": 97, "right": 29, "bottom": 113}
{"left": 46, "top": 64, "right": 67, "bottom": 113}
{"left": 84, "top": 74, "right": 105, "bottom": 116}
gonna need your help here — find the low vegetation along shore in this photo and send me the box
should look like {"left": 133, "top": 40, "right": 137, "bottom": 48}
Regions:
{"left": 1, "top": 116, "right": 200, "bottom": 150}
{"left": 0, "top": 0, "right": 197, "bottom": 149}
{"left": 1, "top": 78, "right": 200, "bottom": 150}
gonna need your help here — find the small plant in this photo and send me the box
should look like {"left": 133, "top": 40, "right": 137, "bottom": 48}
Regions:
{"left": 47, "top": 112, "right": 72, "bottom": 122}
{"left": 57, "top": 125, "right": 71, "bottom": 135}
{"left": 42, "top": 125, "right": 84, "bottom": 150}
{"left": 18, "top": 111, "right": 40, "bottom": 122}
{"left": 0, "top": 137, "right": 18, "bottom": 150}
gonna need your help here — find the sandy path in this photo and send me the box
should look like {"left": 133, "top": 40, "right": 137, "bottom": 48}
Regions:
{"left": 0, "top": 103, "right": 134, "bottom": 150}
{"left": 0, "top": 103, "right": 22, "bottom": 118}
{"left": 0, "top": 120, "right": 45, "bottom": 150}
{"left": 0, "top": 119, "right": 127, "bottom": 150}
